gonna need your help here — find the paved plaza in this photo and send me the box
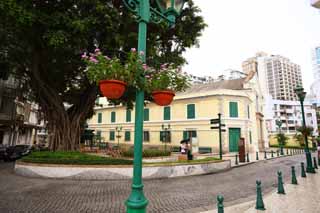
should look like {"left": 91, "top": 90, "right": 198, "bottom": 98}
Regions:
{"left": 0, "top": 154, "right": 315, "bottom": 213}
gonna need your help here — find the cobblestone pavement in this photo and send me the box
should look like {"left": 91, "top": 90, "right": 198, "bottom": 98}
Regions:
{"left": 0, "top": 154, "right": 313, "bottom": 213}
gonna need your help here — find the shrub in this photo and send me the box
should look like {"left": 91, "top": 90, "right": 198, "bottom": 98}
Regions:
{"left": 122, "top": 149, "right": 171, "bottom": 158}
{"left": 21, "top": 151, "right": 133, "bottom": 165}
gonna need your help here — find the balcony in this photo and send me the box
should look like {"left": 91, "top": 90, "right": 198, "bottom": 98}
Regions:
{"left": 312, "top": 0, "right": 320, "bottom": 8}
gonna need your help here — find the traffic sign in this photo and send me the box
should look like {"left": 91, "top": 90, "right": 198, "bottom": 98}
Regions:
{"left": 221, "top": 129, "right": 226, "bottom": 132}
{"left": 220, "top": 124, "right": 226, "bottom": 127}
{"left": 210, "top": 126, "right": 220, "bottom": 129}
{"left": 210, "top": 119, "right": 220, "bottom": 124}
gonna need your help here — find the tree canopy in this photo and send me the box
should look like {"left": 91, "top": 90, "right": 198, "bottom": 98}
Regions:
{"left": 0, "top": 0, "right": 206, "bottom": 150}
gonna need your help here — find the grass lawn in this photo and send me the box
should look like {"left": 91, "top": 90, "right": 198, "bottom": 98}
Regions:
{"left": 21, "top": 152, "right": 221, "bottom": 166}
{"left": 21, "top": 151, "right": 133, "bottom": 165}
{"left": 145, "top": 157, "right": 221, "bottom": 166}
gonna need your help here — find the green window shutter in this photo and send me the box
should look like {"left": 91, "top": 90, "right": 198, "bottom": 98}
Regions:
{"left": 144, "top": 108, "right": 149, "bottom": 121}
{"left": 96, "top": 130, "right": 101, "bottom": 140}
{"left": 183, "top": 131, "right": 188, "bottom": 140}
{"left": 126, "top": 109, "right": 131, "bottom": 122}
{"left": 111, "top": 111, "right": 116, "bottom": 123}
{"left": 187, "top": 104, "right": 195, "bottom": 119}
{"left": 229, "top": 102, "right": 238, "bottom": 118}
{"left": 97, "top": 113, "right": 102, "bottom": 123}
{"left": 125, "top": 131, "right": 131, "bottom": 141}
{"left": 192, "top": 131, "right": 197, "bottom": 137}
{"left": 249, "top": 131, "right": 252, "bottom": 144}
{"left": 143, "top": 131, "right": 150, "bottom": 142}
{"left": 109, "top": 131, "right": 115, "bottom": 141}
{"left": 163, "top": 106, "right": 171, "bottom": 120}
{"left": 247, "top": 105, "right": 250, "bottom": 119}
{"left": 160, "top": 131, "right": 165, "bottom": 141}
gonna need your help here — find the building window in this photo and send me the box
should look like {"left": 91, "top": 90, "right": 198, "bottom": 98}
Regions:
{"left": 144, "top": 108, "right": 149, "bottom": 121}
{"left": 126, "top": 109, "right": 131, "bottom": 122}
{"left": 163, "top": 106, "right": 171, "bottom": 120}
{"left": 96, "top": 130, "right": 102, "bottom": 141}
{"left": 109, "top": 131, "right": 115, "bottom": 141}
{"left": 247, "top": 105, "right": 250, "bottom": 119}
{"left": 229, "top": 102, "right": 238, "bottom": 118}
{"left": 249, "top": 131, "right": 252, "bottom": 144}
{"left": 111, "top": 111, "right": 116, "bottom": 123}
{"left": 183, "top": 130, "right": 197, "bottom": 140}
{"left": 160, "top": 131, "right": 171, "bottom": 142}
{"left": 97, "top": 112, "right": 102, "bottom": 123}
{"left": 125, "top": 131, "right": 131, "bottom": 141}
{"left": 187, "top": 104, "right": 195, "bottom": 119}
{"left": 143, "top": 131, "right": 150, "bottom": 142}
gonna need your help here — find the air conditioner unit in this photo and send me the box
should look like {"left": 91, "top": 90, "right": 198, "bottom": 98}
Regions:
{"left": 312, "top": 0, "right": 320, "bottom": 8}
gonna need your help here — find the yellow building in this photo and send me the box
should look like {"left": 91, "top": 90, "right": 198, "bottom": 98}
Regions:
{"left": 87, "top": 73, "right": 268, "bottom": 154}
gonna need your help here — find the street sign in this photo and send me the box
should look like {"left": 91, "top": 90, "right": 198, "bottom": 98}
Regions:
{"left": 220, "top": 124, "right": 226, "bottom": 127}
{"left": 221, "top": 129, "right": 226, "bottom": 132}
{"left": 210, "top": 126, "right": 220, "bottom": 129}
{"left": 210, "top": 119, "right": 220, "bottom": 124}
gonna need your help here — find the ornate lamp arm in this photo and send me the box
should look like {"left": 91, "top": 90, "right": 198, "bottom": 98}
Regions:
{"left": 122, "top": 0, "right": 174, "bottom": 24}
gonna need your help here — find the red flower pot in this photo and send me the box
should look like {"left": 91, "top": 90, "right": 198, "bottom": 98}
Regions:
{"left": 99, "top": 80, "right": 127, "bottom": 99}
{"left": 152, "top": 90, "right": 175, "bottom": 106}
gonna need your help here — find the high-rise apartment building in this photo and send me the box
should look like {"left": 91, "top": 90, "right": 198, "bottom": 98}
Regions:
{"left": 242, "top": 53, "right": 302, "bottom": 101}
{"left": 310, "top": 46, "right": 320, "bottom": 105}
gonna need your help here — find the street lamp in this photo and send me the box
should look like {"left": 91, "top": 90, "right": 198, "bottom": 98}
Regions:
{"left": 294, "top": 86, "right": 315, "bottom": 173}
{"left": 161, "top": 123, "right": 171, "bottom": 152}
{"left": 275, "top": 119, "right": 284, "bottom": 155}
{"left": 122, "top": 0, "right": 186, "bottom": 212}
{"left": 116, "top": 126, "right": 122, "bottom": 148}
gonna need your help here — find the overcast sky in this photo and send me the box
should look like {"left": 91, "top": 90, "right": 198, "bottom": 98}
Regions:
{"left": 183, "top": 0, "right": 320, "bottom": 92}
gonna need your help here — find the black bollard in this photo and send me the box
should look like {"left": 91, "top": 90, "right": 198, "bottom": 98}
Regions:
{"left": 301, "top": 162, "right": 307, "bottom": 178}
{"left": 255, "top": 180, "right": 266, "bottom": 210}
{"left": 217, "top": 195, "right": 224, "bottom": 213}
{"left": 277, "top": 171, "right": 285, "bottom": 194}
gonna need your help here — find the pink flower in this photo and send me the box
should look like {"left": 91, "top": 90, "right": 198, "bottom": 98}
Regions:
{"left": 131, "top": 48, "right": 136, "bottom": 52}
{"left": 160, "top": 63, "right": 167, "bottom": 69}
{"left": 81, "top": 52, "right": 88, "bottom": 59}
{"left": 94, "top": 48, "right": 100, "bottom": 52}
{"left": 139, "top": 51, "right": 144, "bottom": 56}
{"left": 142, "top": 64, "right": 148, "bottom": 70}
{"left": 89, "top": 56, "right": 98, "bottom": 63}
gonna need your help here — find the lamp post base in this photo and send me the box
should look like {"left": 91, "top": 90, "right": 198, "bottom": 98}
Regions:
{"left": 126, "top": 184, "right": 148, "bottom": 213}
{"left": 305, "top": 151, "right": 316, "bottom": 174}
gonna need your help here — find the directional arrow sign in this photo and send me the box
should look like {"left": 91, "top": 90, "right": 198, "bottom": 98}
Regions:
{"left": 221, "top": 129, "right": 226, "bottom": 132}
{"left": 210, "top": 126, "right": 220, "bottom": 129}
{"left": 220, "top": 124, "right": 226, "bottom": 127}
{"left": 210, "top": 119, "right": 220, "bottom": 124}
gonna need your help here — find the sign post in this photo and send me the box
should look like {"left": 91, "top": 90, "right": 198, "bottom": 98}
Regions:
{"left": 210, "top": 113, "right": 226, "bottom": 160}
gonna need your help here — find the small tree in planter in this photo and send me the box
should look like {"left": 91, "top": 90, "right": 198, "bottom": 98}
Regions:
{"left": 146, "top": 64, "right": 190, "bottom": 106}
{"left": 276, "top": 133, "right": 288, "bottom": 149}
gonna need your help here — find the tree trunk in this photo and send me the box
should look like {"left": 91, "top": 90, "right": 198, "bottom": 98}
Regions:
{"left": 29, "top": 51, "right": 97, "bottom": 151}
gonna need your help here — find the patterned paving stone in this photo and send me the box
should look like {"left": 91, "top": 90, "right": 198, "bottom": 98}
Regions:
{"left": 0, "top": 154, "right": 310, "bottom": 213}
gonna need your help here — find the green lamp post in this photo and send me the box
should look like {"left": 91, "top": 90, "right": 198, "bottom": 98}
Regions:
{"left": 161, "top": 124, "right": 171, "bottom": 152}
{"left": 122, "top": 0, "right": 186, "bottom": 212}
{"left": 275, "top": 119, "right": 284, "bottom": 155}
{"left": 116, "top": 126, "right": 123, "bottom": 147}
{"left": 294, "top": 86, "right": 315, "bottom": 173}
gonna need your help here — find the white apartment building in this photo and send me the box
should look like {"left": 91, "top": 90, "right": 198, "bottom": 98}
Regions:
{"left": 265, "top": 98, "right": 318, "bottom": 136}
{"left": 243, "top": 53, "right": 303, "bottom": 101}
{"left": 310, "top": 46, "right": 320, "bottom": 106}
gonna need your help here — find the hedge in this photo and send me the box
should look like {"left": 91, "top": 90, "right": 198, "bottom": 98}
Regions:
{"left": 121, "top": 149, "right": 171, "bottom": 158}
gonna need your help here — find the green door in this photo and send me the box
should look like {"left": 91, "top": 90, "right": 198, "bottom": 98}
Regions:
{"left": 229, "top": 128, "right": 241, "bottom": 152}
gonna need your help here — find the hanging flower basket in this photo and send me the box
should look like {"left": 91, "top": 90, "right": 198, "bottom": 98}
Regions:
{"left": 99, "top": 80, "right": 127, "bottom": 99}
{"left": 152, "top": 90, "right": 175, "bottom": 106}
